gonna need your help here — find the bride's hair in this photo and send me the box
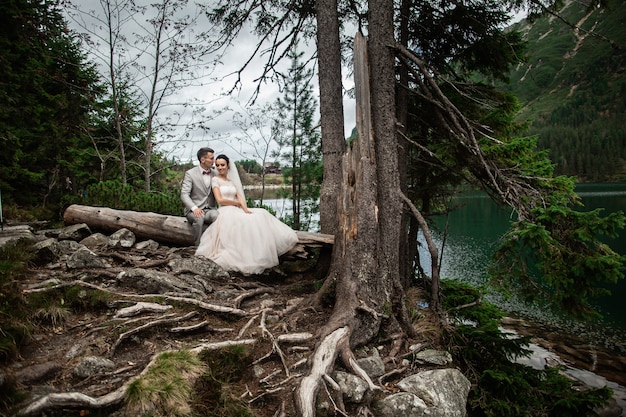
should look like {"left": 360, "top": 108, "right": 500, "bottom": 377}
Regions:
{"left": 216, "top": 154, "right": 230, "bottom": 164}
{"left": 216, "top": 154, "right": 245, "bottom": 200}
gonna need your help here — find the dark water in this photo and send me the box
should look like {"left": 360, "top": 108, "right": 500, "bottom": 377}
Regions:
{"left": 423, "top": 182, "right": 626, "bottom": 332}
{"left": 420, "top": 183, "right": 626, "bottom": 412}
{"left": 255, "top": 183, "right": 626, "bottom": 330}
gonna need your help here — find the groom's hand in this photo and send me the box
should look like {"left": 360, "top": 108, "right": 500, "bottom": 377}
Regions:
{"left": 193, "top": 208, "right": 204, "bottom": 218}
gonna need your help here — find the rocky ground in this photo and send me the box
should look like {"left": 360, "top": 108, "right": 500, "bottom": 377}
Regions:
{"left": 2, "top": 223, "right": 473, "bottom": 417}
{"left": 3, "top": 226, "right": 326, "bottom": 416}
{"left": 1, "top": 222, "right": 625, "bottom": 416}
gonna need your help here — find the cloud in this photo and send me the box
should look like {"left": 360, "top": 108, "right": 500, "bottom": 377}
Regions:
{"left": 64, "top": 0, "right": 357, "bottom": 165}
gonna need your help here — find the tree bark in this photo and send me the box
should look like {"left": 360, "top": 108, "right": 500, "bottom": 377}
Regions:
{"left": 368, "top": 0, "right": 415, "bottom": 336}
{"left": 316, "top": 0, "right": 345, "bottom": 236}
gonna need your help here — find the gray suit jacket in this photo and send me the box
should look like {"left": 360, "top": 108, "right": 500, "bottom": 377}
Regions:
{"left": 180, "top": 166, "right": 217, "bottom": 216}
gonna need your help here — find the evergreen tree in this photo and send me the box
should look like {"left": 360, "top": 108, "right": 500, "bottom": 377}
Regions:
{"left": 0, "top": 0, "right": 102, "bottom": 209}
{"left": 274, "top": 40, "right": 322, "bottom": 231}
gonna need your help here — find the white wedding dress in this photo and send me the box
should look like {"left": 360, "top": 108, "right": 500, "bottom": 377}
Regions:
{"left": 195, "top": 177, "right": 299, "bottom": 274}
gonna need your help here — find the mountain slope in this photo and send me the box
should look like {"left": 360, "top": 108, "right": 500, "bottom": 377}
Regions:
{"left": 505, "top": 0, "right": 626, "bottom": 181}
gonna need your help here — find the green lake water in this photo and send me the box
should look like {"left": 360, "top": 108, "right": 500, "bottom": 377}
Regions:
{"left": 425, "top": 182, "right": 626, "bottom": 334}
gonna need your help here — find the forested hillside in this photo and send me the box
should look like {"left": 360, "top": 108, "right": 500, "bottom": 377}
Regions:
{"left": 505, "top": 0, "right": 626, "bottom": 182}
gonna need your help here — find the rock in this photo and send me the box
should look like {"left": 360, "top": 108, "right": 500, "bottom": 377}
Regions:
{"left": 117, "top": 268, "right": 179, "bottom": 294}
{"left": 33, "top": 238, "right": 61, "bottom": 264}
{"left": 168, "top": 256, "right": 230, "bottom": 280}
{"left": 0, "top": 225, "right": 36, "bottom": 247}
{"left": 80, "top": 232, "right": 110, "bottom": 248}
{"left": 57, "top": 223, "right": 92, "bottom": 241}
{"left": 356, "top": 347, "right": 385, "bottom": 378}
{"left": 595, "top": 397, "right": 623, "bottom": 417}
{"left": 253, "top": 365, "right": 265, "bottom": 378}
{"left": 73, "top": 356, "right": 115, "bottom": 379}
{"left": 65, "top": 343, "right": 83, "bottom": 359}
{"left": 396, "top": 368, "right": 470, "bottom": 417}
{"left": 14, "top": 361, "right": 63, "bottom": 385}
{"left": 135, "top": 239, "right": 159, "bottom": 250}
{"left": 57, "top": 239, "right": 83, "bottom": 255}
{"left": 411, "top": 349, "right": 453, "bottom": 366}
{"left": 116, "top": 268, "right": 211, "bottom": 297}
{"left": 66, "top": 246, "right": 112, "bottom": 269}
{"left": 376, "top": 392, "right": 428, "bottom": 417}
{"left": 334, "top": 371, "right": 369, "bottom": 403}
{"left": 108, "top": 228, "right": 136, "bottom": 248}
{"left": 167, "top": 256, "right": 229, "bottom": 293}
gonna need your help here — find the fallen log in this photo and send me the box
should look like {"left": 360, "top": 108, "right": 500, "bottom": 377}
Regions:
{"left": 63, "top": 204, "right": 334, "bottom": 257}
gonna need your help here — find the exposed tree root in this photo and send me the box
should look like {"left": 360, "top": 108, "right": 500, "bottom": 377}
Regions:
{"left": 110, "top": 311, "right": 198, "bottom": 354}
{"left": 233, "top": 286, "right": 276, "bottom": 309}
{"left": 295, "top": 326, "right": 349, "bottom": 417}
{"left": 23, "top": 279, "right": 251, "bottom": 317}
{"left": 18, "top": 348, "right": 165, "bottom": 416}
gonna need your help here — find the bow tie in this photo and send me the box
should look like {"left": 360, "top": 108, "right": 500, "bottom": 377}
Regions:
{"left": 202, "top": 170, "right": 211, "bottom": 175}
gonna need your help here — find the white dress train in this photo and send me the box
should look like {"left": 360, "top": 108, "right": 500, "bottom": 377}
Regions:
{"left": 195, "top": 177, "right": 298, "bottom": 274}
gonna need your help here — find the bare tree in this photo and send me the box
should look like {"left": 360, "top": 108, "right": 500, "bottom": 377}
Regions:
{"left": 220, "top": 102, "right": 283, "bottom": 205}
{"left": 66, "top": 0, "right": 135, "bottom": 184}
{"left": 65, "top": 0, "right": 220, "bottom": 190}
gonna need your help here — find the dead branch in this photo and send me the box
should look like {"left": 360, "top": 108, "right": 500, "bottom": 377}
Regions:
{"left": 114, "top": 302, "right": 173, "bottom": 318}
{"left": 276, "top": 333, "right": 313, "bottom": 343}
{"left": 24, "top": 279, "right": 251, "bottom": 317}
{"left": 295, "top": 326, "right": 349, "bottom": 417}
{"left": 233, "top": 287, "right": 276, "bottom": 309}
{"left": 110, "top": 311, "right": 197, "bottom": 355}
{"left": 256, "top": 309, "right": 291, "bottom": 377}
{"left": 237, "top": 314, "right": 259, "bottom": 339}
{"left": 322, "top": 374, "right": 348, "bottom": 416}
{"left": 17, "top": 349, "right": 169, "bottom": 416}
{"left": 189, "top": 338, "right": 257, "bottom": 353}
{"left": 169, "top": 320, "right": 211, "bottom": 333}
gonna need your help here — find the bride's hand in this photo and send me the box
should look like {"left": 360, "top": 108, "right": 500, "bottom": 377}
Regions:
{"left": 243, "top": 207, "right": 252, "bottom": 214}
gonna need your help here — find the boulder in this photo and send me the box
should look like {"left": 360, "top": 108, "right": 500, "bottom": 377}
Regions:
{"left": 356, "top": 347, "right": 385, "bottom": 378}
{"left": 73, "top": 356, "right": 115, "bottom": 379}
{"left": 411, "top": 349, "right": 453, "bottom": 366}
{"left": 33, "top": 238, "right": 61, "bottom": 264}
{"left": 396, "top": 368, "right": 470, "bottom": 417}
{"left": 376, "top": 392, "right": 428, "bottom": 417}
{"left": 0, "top": 225, "right": 36, "bottom": 248}
{"left": 14, "top": 361, "right": 63, "bottom": 385}
{"left": 334, "top": 371, "right": 369, "bottom": 403}
{"left": 80, "top": 232, "right": 110, "bottom": 248}
{"left": 57, "top": 223, "right": 92, "bottom": 242}
{"left": 108, "top": 228, "right": 136, "bottom": 248}
{"left": 116, "top": 268, "right": 212, "bottom": 298}
{"left": 66, "top": 246, "right": 112, "bottom": 269}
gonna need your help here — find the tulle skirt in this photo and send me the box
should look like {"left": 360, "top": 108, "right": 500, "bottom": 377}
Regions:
{"left": 195, "top": 206, "right": 298, "bottom": 274}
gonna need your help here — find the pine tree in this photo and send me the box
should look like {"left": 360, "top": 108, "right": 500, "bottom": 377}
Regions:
{"left": 0, "top": 0, "right": 102, "bottom": 209}
{"left": 274, "top": 40, "right": 322, "bottom": 231}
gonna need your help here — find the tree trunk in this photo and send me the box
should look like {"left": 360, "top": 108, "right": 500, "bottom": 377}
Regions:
{"left": 296, "top": 29, "right": 414, "bottom": 415}
{"left": 316, "top": 0, "right": 345, "bottom": 236}
{"left": 62, "top": 204, "right": 333, "bottom": 257}
{"left": 397, "top": 0, "right": 412, "bottom": 289}
{"left": 368, "top": 0, "right": 415, "bottom": 335}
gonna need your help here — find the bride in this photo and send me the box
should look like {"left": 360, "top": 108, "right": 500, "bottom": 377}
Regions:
{"left": 195, "top": 154, "right": 299, "bottom": 274}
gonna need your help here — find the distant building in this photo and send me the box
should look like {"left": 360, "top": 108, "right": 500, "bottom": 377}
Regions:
{"left": 264, "top": 162, "right": 282, "bottom": 174}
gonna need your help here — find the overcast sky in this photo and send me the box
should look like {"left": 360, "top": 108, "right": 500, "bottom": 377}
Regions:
{"left": 64, "top": 1, "right": 523, "bottom": 166}
{"left": 63, "top": 0, "right": 356, "bottom": 165}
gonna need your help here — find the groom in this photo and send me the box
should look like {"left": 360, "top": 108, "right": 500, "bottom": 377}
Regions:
{"left": 181, "top": 147, "right": 219, "bottom": 245}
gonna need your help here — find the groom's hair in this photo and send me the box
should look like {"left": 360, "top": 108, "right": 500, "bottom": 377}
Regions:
{"left": 197, "top": 147, "right": 215, "bottom": 161}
